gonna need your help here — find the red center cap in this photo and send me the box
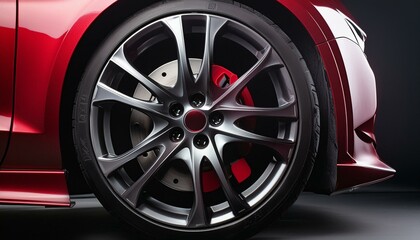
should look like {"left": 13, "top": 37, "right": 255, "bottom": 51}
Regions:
{"left": 184, "top": 110, "right": 207, "bottom": 132}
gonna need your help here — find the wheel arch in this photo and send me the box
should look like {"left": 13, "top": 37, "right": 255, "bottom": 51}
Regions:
{"left": 60, "top": 0, "right": 341, "bottom": 194}
{"left": 60, "top": 0, "right": 161, "bottom": 193}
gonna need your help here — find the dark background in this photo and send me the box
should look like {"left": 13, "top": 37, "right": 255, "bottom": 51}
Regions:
{"left": 341, "top": 0, "right": 420, "bottom": 189}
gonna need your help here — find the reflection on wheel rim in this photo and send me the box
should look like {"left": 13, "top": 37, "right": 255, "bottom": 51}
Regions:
{"left": 90, "top": 13, "right": 299, "bottom": 228}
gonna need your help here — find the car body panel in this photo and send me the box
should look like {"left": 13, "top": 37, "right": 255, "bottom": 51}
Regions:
{"left": 1, "top": 0, "right": 116, "bottom": 169}
{"left": 0, "top": 0, "right": 16, "bottom": 161}
{"left": 321, "top": 38, "right": 395, "bottom": 190}
{"left": 0, "top": 0, "right": 394, "bottom": 206}
{"left": 0, "top": 170, "right": 70, "bottom": 206}
{"left": 277, "top": 0, "right": 395, "bottom": 190}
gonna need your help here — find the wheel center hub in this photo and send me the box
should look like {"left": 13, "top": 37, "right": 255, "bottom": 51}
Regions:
{"left": 184, "top": 110, "right": 207, "bottom": 132}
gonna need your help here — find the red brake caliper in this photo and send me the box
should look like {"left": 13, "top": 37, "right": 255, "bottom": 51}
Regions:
{"left": 202, "top": 65, "right": 254, "bottom": 193}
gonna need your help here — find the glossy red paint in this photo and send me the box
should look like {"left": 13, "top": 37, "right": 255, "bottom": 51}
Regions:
{"left": 0, "top": 0, "right": 394, "bottom": 206}
{"left": 0, "top": 170, "right": 70, "bottom": 206}
{"left": 0, "top": 0, "right": 16, "bottom": 161}
{"left": 276, "top": 0, "right": 395, "bottom": 189}
{"left": 327, "top": 38, "right": 395, "bottom": 190}
{"left": 336, "top": 133, "right": 395, "bottom": 191}
{"left": 337, "top": 38, "right": 377, "bottom": 128}
{"left": 1, "top": 0, "right": 117, "bottom": 169}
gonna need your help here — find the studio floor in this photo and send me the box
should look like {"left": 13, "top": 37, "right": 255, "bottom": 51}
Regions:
{"left": 1, "top": 191, "right": 419, "bottom": 240}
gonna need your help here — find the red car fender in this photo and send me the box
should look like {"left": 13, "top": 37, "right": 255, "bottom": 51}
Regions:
{"left": 276, "top": 0, "right": 394, "bottom": 191}
{"left": 0, "top": 1, "right": 16, "bottom": 161}
{"left": 0, "top": 0, "right": 117, "bottom": 206}
{"left": 2, "top": 0, "right": 117, "bottom": 169}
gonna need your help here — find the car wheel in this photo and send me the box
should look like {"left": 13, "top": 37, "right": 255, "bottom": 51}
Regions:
{"left": 74, "top": 1, "right": 320, "bottom": 239}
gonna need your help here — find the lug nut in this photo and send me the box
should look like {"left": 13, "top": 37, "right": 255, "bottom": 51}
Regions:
{"left": 194, "top": 134, "right": 209, "bottom": 149}
{"left": 190, "top": 93, "right": 205, "bottom": 108}
{"left": 209, "top": 112, "right": 224, "bottom": 126}
{"left": 169, "top": 103, "right": 184, "bottom": 117}
{"left": 170, "top": 127, "right": 184, "bottom": 142}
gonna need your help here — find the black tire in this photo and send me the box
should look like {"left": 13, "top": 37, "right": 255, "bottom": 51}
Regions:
{"left": 73, "top": 1, "right": 320, "bottom": 239}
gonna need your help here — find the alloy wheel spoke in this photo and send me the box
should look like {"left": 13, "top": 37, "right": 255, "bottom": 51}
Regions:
{"left": 215, "top": 99, "right": 297, "bottom": 122}
{"left": 97, "top": 123, "right": 170, "bottom": 176}
{"left": 196, "top": 16, "right": 227, "bottom": 99}
{"left": 214, "top": 126, "right": 294, "bottom": 163}
{"left": 110, "top": 47, "right": 174, "bottom": 102}
{"left": 205, "top": 140, "right": 250, "bottom": 215}
{"left": 92, "top": 82, "right": 169, "bottom": 121}
{"left": 181, "top": 148, "right": 208, "bottom": 227}
{"left": 121, "top": 138, "right": 184, "bottom": 207}
{"left": 162, "top": 16, "right": 195, "bottom": 97}
{"left": 213, "top": 46, "right": 284, "bottom": 107}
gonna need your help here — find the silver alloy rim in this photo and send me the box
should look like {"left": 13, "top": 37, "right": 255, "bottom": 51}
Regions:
{"left": 90, "top": 13, "right": 299, "bottom": 228}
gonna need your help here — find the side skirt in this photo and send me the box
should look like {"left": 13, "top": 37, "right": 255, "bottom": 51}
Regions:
{"left": 0, "top": 170, "right": 71, "bottom": 206}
